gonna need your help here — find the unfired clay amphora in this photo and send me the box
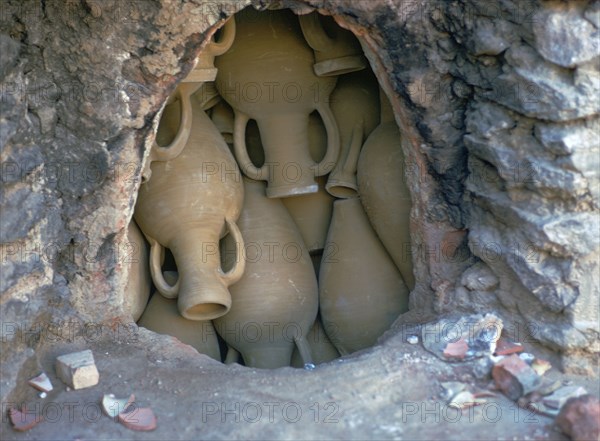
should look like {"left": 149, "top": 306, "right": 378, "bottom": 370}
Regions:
{"left": 299, "top": 12, "right": 367, "bottom": 77}
{"left": 135, "top": 96, "right": 246, "bottom": 321}
{"left": 215, "top": 8, "right": 340, "bottom": 198}
{"left": 290, "top": 316, "right": 340, "bottom": 367}
{"left": 215, "top": 178, "right": 318, "bottom": 369}
{"left": 138, "top": 292, "right": 221, "bottom": 361}
{"left": 326, "top": 70, "right": 380, "bottom": 198}
{"left": 319, "top": 197, "right": 409, "bottom": 354}
{"left": 182, "top": 17, "right": 235, "bottom": 83}
{"left": 123, "top": 221, "right": 151, "bottom": 321}
{"left": 281, "top": 114, "right": 334, "bottom": 252}
{"left": 142, "top": 82, "right": 209, "bottom": 182}
{"left": 357, "top": 89, "right": 415, "bottom": 290}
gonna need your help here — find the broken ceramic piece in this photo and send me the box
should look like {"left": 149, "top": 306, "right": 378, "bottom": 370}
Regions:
{"left": 102, "top": 393, "right": 136, "bottom": 418}
{"left": 118, "top": 407, "right": 157, "bottom": 431}
{"left": 556, "top": 394, "right": 600, "bottom": 441}
{"left": 55, "top": 350, "right": 99, "bottom": 390}
{"left": 28, "top": 372, "right": 53, "bottom": 393}
{"left": 492, "top": 354, "right": 542, "bottom": 401}
{"left": 494, "top": 337, "right": 524, "bottom": 356}
{"left": 443, "top": 338, "right": 469, "bottom": 360}
{"left": 9, "top": 407, "right": 43, "bottom": 432}
{"left": 422, "top": 313, "right": 503, "bottom": 361}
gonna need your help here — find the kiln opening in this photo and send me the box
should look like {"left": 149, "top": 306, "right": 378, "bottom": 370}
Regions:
{"left": 129, "top": 5, "right": 415, "bottom": 369}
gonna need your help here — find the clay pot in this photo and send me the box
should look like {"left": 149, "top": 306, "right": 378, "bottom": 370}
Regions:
{"left": 280, "top": 114, "right": 333, "bottom": 252}
{"left": 123, "top": 221, "right": 151, "bottom": 321}
{"left": 215, "top": 178, "right": 318, "bottom": 369}
{"left": 357, "top": 90, "right": 415, "bottom": 290}
{"left": 326, "top": 70, "right": 380, "bottom": 198}
{"left": 134, "top": 96, "right": 246, "bottom": 321}
{"left": 142, "top": 82, "right": 203, "bottom": 182}
{"left": 282, "top": 176, "right": 334, "bottom": 253}
{"left": 298, "top": 12, "right": 367, "bottom": 77}
{"left": 319, "top": 197, "right": 409, "bottom": 355}
{"left": 138, "top": 293, "right": 221, "bottom": 361}
{"left": 210, "top": 100, "right": 234, "bottom": 144}
{"left": 290, "top": 316, "right": 340, "bottom": 368}
{"left": 182, "top": 17, "right": 236, "bottom": 83}
{"left": 215, "top": 8, "right": 340, "bottom": 198}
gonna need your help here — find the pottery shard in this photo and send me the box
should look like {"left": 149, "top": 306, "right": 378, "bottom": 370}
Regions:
{"left": 55, "top": 350, "right": 99, "bottom": 390}
{"left": 492, "top": 354, "right": 541, "bottom": 401}
{"left": 443, "top": 338, "right": 469, "bottom": 360}
{"left": 118, "top": 407, "right": 157, "bottom": 431}
{"left": 556, "top": 394, "right": 600, "bottom": 441}
{"left": 9, "top": 407, "right": 43, "bottom": 432}
{"left": 494, "top": 337, "right": 524, "bottom": 356}
{"left": 28, "top": 372, "right": 53, "bottom": 392}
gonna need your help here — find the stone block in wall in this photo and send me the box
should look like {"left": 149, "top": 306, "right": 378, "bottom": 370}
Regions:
{"left": 532, "top": 2, "right": 599, "bottom": 68}
{"left": 487, "top": 43, "right": 599, "bottom": 121}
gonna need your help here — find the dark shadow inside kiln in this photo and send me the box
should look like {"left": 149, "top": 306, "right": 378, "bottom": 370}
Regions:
{"left": 130, "top": 5, "right": 417, "bottom": 370}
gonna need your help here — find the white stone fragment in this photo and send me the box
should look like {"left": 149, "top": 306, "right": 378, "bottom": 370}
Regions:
{"left": 55, "top": 350, "right": 99, "bottom": 390}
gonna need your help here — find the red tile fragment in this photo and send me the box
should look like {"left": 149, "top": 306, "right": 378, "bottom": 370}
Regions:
{"left": 492, "top": 354, "right": 541, "bottom": 401}
{"left": 494, "top": 337, "right": 523, "bottom": 356}
{"left": 118, "top": 407, "right": 157, "bottom": 431}
{"left": 443, "top": 338, "right": 469, "bottom": 360}
{"left": 556, "top": 394, "right": 600, "bottom": 441}
{"left": 9, "top": 407, "right": 43, "bottom": 432}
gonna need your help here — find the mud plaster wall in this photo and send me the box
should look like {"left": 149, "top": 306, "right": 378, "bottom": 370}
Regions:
{"left": 0, "top": 0, "right": 599, "bottom": 402}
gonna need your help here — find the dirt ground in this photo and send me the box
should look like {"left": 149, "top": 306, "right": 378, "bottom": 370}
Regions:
{"left": 2, "top": 327, "right": 599, "bottom": 440}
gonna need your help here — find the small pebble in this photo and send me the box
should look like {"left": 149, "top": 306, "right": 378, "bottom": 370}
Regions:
{"left": 304, "top": 363, "right": 316, "bottom": 371}
{"left": 39, "top": 392, "right": 47, "bottom": 399}
{"left": 407, "top": 335, "right": 419, "bottom": 345}
{"left": 519, "top": 352, "right": 535, "bottom": 364}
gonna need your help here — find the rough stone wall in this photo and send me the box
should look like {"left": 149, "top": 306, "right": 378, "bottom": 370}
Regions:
{"left": 0, "top": 0, "right": 598, "bottom": 404}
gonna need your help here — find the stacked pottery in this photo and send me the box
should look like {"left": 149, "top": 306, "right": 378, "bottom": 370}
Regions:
{"left": 138, "top": 292, "right": 221, "bottom": 361}
{"left": 135, "top": 88, "right": 246, "bottom": 321}
{"left": 326, "top": 69, "right": 380, "bottom": 198}
{"left": 215, "top": 8, "right": 340, "bottom": 198}
{"left": 290, "top": 316, "right": 340, "bottom": 367}
{"left": 319, "top": 197, "right": 409, "bottom": 355}
{"left": 357, "top": 89, "right": 415, "bottom": 290}
{"left": 123, "top": 221, "right": 151, "bottom": 321}
{"left": 142, "top": 82, "right": 202, "bottom": 182}
{"left": 215, "top": 178, "right": 318, "bottom": 369}
{"left": 299, "top": 12, "right": 367, "bottom": 76}
{"left": 281, "top": 114, "right": 335, "bottom": 253}
{"left": 182, "top": 17, "right": 236, "bottom": 83}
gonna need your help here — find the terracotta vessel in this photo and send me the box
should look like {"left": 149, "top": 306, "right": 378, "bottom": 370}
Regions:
{"left": 138, "top": 293, "right": 221, "bottom": 361}
{"left": 319, "top": 197, "right": 409, "bottom": 355}
{"left": 182, "top": 17, "right": 236, "bottom": 83}
{"left": 135, "top": 97, "right": 245, "bottom": 321}
{"left": 142, "top": 82, "right": 202, "bottom": 182}
{"left": 290, "top": 316, "right": 340, "bottom": 368}
{"left": 299, "top": 12, "right": 367, "bottom": 77}
{"left": 215, "top": 178, "right": 318, "bottom": 369}
{"left": 280, "top": 114, "right": 334, "bottom": 252}
{"left": 210, "top": 100, "right": 234, "bottom": 144}
{"left": 326, "top": 70, "right": 380, "bottom": 198}
{"left": 215, "top": 8, "right": 340, "bottom": 198}
{"left": 123, "top": 221, "right": 151, "bottom": 321}
{"left": 357, "top": 90, "right": 415, "bottom": 290}
{"left": 282, "top": 176, "right": 334, "bottom": 252}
